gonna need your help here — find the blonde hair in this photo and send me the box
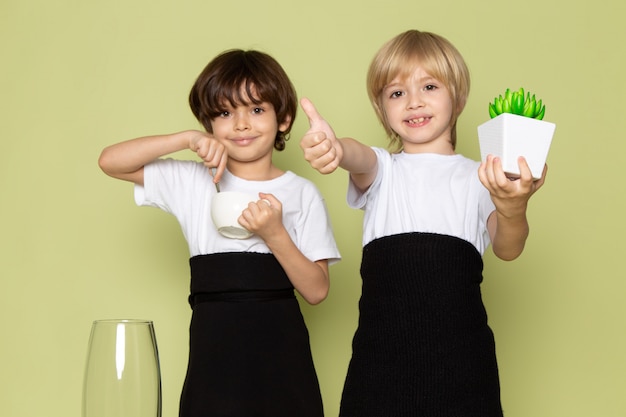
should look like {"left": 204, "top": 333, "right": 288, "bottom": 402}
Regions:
{"left": 367, "top": 30, "right": 470, "bottom": 151}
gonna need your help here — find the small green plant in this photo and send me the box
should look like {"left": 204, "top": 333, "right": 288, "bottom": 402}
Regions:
{"left": 488, "top": 87, "right": 545, "bottom": 120}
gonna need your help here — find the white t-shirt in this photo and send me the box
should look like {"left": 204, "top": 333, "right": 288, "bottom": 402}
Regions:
{"left": 348, "top": 148, "right": 495, "bottom": 254}
{"left": 135, "top": 158, "right": 341, "bottom": 263}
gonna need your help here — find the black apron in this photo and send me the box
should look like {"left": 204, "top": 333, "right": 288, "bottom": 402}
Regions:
{"left": 179, "top": 252, "right": 323, "bottom": 417}
{"left": 340, "top": 233, "right": 503, "bottom": 417}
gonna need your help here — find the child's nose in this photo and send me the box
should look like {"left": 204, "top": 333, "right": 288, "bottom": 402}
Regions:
{"left": 406, "top": 92, "right": 424, "bottom": 109}
{"left": 234, "top": 114, "right": 250, "bottom": 130}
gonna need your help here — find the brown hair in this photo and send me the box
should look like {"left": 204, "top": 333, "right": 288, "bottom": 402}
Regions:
{"left": 367, "top": 30, "right": 470, "bottom": 151}
{"left": 189, "top": 49, "right": 297, "bottom": 151}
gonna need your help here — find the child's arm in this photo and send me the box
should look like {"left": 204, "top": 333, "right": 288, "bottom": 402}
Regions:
{"left": 480, "top": 155, "right": 547, "bottom": 261}
{"left": 299, "top": 98, "right": 378, "bottom": 192}
{"left": 239, "top": 192, "right": 330, "bottom": 305}
{"left": 98, "top": 130, "right": 228, "bottom": 185}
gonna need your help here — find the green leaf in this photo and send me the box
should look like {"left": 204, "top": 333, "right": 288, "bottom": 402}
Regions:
{"left": 489, "top": 104, "right": 498, "bottom": 118}
{"left": 512, "top": 92, "right": 524, "bottom": 115}
{"left": 502, "top": 96, "right": 512, "bottom": 113}
{"left": 534, "top": 99, "right": 543, "bottom": 117}
{"left": 494, "top": 96, "right": 503, "bottom": 113}
{"left": 487, "top": 88, "right": 546, "bottom": 120}
{"left": 522, "top": 98, "right": 536, "bottom": 118}
{"left": 535, "top": 104, "right": 546, "bottom": 120}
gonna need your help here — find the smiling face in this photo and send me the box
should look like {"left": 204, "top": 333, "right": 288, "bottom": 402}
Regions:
{"left": 381, "top": 66, "right": 455, "bottom": 154}
{"left": 189, "top": 49, "right": 298, "bottom": 151}
{"left": 210, "top": 86, "right": 291, "bottom": 168}
{"left": 211, "top": 89, "right": 289, "bottom": 162}
{"left": 366, "top": 30, "right": 470, "bottom": 152}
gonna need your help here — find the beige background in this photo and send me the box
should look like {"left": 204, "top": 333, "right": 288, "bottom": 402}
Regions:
{"left": 1, "top": 0, "right": 625, "bottom": 416}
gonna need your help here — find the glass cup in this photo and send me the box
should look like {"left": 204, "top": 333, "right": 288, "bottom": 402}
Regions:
{"left": 82, "top": 319, "right": 162, "bottom": 417}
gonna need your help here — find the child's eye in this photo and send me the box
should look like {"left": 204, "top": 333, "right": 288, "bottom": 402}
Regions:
{"left": 389, "top": 90, "right": 404, "bottom": 99}
{"left": 252, "top": 107, "right": 264, "bottom": 114}
{"left": 424, "top": 84, "right": 437, "bottom": 91}
{"left": 219, "top": 111, "right": 231, "bottom": 118}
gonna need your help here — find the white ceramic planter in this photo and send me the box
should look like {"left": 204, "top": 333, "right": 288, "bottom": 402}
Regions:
{"left": 477, "top": 113, "right": 556, "bottom": 179}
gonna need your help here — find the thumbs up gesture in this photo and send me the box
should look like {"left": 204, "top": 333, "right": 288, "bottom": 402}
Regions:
{"left": 299, "top": 98, "right": 344, "bottom": 174}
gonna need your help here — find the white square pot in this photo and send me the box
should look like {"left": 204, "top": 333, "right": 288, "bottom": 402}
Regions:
{"left": 477, "top": 113, "right": 556, "bottom": 179}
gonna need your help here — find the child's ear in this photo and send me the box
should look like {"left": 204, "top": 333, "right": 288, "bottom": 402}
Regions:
{"left": 278, "top": 115, "right": 292, "bottom": 133}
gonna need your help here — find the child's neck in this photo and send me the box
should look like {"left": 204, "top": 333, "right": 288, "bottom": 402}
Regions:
{"left": 402, "top": 141, "right": 456, "bottom": 155}
{"left": 227, "top": 159, "right": 284, "bottom": 181}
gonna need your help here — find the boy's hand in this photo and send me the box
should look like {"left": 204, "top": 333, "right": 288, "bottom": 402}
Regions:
{"left": 188, "top": 130, "right": 228, "bottom": 183}
{"left": 299, "top": 98, "right": 343, "bottom": 174}
{"left": 238, "top": 193, "right": 284, "bottom": 241}
{"left": 479, "top": 155, "right": 547, "bottom": 216}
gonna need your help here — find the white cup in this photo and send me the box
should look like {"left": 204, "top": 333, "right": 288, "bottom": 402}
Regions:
{"left": 211, "top": 191, "right": 257, "bottom": 239}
